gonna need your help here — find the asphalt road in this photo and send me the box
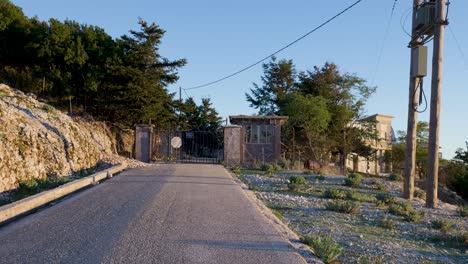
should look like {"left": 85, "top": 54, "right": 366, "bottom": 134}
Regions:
{"left": 0, "top": 164, "right": 306, "bottom": 264}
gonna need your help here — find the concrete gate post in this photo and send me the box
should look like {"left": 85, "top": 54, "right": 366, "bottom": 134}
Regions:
{"left": 224, "top": 125, "right": 242, "bottom": 167}
{"left": 135, "top": 125, "right": 154, "bottom": 163}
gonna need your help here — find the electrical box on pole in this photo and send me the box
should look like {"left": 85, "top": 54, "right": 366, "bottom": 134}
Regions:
{"left": 411, "top": 45, "right": 428, "bottom": 78}
{"left": 415, "top": 2, "right": 436, "bottom": 36}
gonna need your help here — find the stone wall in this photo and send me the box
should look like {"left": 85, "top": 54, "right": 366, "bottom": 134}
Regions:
{"left": 0, "top": 84, "right": 134, "bottom": 193}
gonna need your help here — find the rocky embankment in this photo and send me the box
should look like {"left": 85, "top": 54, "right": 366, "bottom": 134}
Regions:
{"left": 0, "top": 84, "right": 140, "bottom": 193}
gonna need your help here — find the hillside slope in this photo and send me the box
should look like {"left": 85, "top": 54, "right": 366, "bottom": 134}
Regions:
{"left": 0, "top": 84, "right": 134, "bottom": 192}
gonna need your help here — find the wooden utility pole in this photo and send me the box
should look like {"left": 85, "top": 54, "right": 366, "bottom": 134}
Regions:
{"left": 403, "top": 0, "right": 422, "bottom": 200}
{"left": 426, "top": 0, "right": 447, "bottom": 208}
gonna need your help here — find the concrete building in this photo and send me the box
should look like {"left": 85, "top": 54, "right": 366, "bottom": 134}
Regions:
{"left": 224, "top": 115, "right": 288, "bottom": 166}
{"left": 346, "top": 114, "right": 395, "bottom": 175}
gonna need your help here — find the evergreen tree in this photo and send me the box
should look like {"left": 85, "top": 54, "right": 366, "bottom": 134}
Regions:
{"left": 245, "top": 57, "right": 296, "bottom": 115}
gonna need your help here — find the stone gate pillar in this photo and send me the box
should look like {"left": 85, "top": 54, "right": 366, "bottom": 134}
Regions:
{"left": 135, "top": 125, "right": 154, "bottom": 163}
{"left": 223, "top": 125, "right": 242, "bottom": 167}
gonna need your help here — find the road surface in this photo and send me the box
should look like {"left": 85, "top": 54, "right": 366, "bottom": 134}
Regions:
{"left": 0, "top": 164, "right": 306, "bottom": 264}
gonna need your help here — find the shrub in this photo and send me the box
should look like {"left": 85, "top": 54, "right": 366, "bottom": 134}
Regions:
{"left": 301, "top": 234, "right": 344, "bottom": 264}
{"left": 303, "top": 169, "right": 312, "bottom": 175}
{"left": 272, "top": 163, "right": 282, "bottom": 171}
{"left": 376, "top": 182, "right": 388, "bottom": 192}
{"left": 414, "top": 189, "right": 426, "bottom": 199}
{"left": 457, "top": 205, "right": 468, "bottom": 217}
{"left": 261, "top": 163, "right": 274, "bottom": 172}
{"left": 388, "top": 202, "right": 423, "bottom": 223}
{"left": 344, "top": 173, "right": 362, "bottom": 187}
{"left": 325, "top": 200, "right": 360, "bottom": 214}
{"left": 378, "top": 216, "right": 396, "bottom": 229}
{"left": 288, "top": 175, "right": 306, "bottom": 192}
{"left": 375, "top": 193, "right": 396, "bottom": 206}
{"left": 431, "top": 219, "right": 453, "bottom": 233}
{"left": 289, "top": 175, "right": 306, "bottom": 185}
{"left": 41, "top": 104, "right": 55, "bottom": 113}
{"left": 232, "top": 166, "right": 241, "bottom": 176}
{"left": 315, "top": 175, "right": 326, "bottom": 182}
{"left": 404, "top": 211, "right": 422, "bottom": 223}
{"left": 323, "top": 188, "right": 346, "bottom": 199}
{"left": 346, "top": 191, "right": 373, "bottom": 202}
{"left": 389, "top": 173, "right": 404, "bottom": 182}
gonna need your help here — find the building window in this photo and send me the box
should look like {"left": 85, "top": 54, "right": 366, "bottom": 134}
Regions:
{"left": 244, "top": 125, "right": 273, "bottom": 144}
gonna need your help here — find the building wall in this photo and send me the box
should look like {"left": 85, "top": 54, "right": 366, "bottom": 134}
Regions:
{"left": 347, "top": 114, "right": 394, "bottom": 175}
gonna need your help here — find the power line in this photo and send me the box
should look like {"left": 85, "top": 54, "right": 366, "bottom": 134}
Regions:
{"left": 370, "top": 0, "right": 399, "bottom": 86}
{"left": 448, "top": 25, "right": 468, "bottom": 70}
{"left": 183, "top": 0, "right": 364, "bottom": 91}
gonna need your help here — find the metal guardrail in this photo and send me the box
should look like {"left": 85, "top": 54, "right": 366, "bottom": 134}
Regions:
{"left": 0, "top": 163, "right": 127, "bottom": 224}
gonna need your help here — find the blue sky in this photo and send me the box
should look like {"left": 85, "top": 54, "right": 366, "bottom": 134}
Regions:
{"left": 11, "top": 0, "right": 468, "bottom": 158}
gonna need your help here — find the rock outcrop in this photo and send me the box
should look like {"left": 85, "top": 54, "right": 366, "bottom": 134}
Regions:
{"left": 0, "top": 84, "right": 135, "bottom": 192}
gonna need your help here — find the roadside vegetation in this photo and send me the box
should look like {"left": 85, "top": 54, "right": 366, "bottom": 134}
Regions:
{"left": 235, "top": 169, "right": 467, "bottom": 263}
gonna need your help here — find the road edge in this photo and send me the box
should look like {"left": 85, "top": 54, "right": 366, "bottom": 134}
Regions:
{"left": 220, "top": 166, "right": 322, "bottom": 264}
{"left": 0, "top": 163, "right": 128, "bottom": 224}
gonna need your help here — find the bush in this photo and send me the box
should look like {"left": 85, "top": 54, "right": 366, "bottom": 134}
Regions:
{"left": 289, "top": 175, "right": 306, "bottom": 185}
{"left": 414, "top": 189, "right": 426, "bottom": 199}
{"left": 389, "top": 173, "right": 404, "bottom": 182}
{"left": 346, "top": 191, "right": 373, "bottom": 202}
{"left": 261, "top": 163, "right": 274, "bottom": 172}
{"left": 288, "top": 175, "right": 306, "bottom": 192}
{"left": 323, "top": 188, "right": 346, "bottom": 199}
{"left": 272, "top": 163, "right": 282, "bottom": 171}
{"left": 315, "top": 175, "right": 326, "bottom": 182}
{"left": 457, "top": 205, "right": 468, "bottom": 217}
{"left": 232, "top": 166, "right": 241, "bottom": 176}
{"left": 344, "top": 173, "right": 362, "bottom": 187}
{"left": 301, "top": 234, "right": 344, "bottom": 264}
{"left": 378, "top": 216, "right": 396, "bottom": 229}
{"left": 388, "top": 202, "right": 423, "bottom": 223}
{"left": 325, "top": 200, "right": 360, "bottom": 214}
{"left": 375, "top": 193, "right": 396, "bottom": 206}
{"left": 404, "top": 211, "right": 422, "bottom": 223}
{"left": 376, "top": 182, "right": 388, "bottom": 192}
{"left": 431, "top": 219, "right": 453, "bottom": 233}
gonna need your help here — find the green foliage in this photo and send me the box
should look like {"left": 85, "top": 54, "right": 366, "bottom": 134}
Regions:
{"left": 431, "top": 219, "right": 453, "bottom": 233}
{"left": 344, "top": 172, "right": 362, "bottom": 187}
{"left": 325, "top": 200, "right": 360, "bottom": 214}
{"left": 414, "top": 189, "right": 426, "bottom": 199}
{"left": 0, "top": 2, "right": 189, "bottom": 127}
{"left": 232, "top": 166, "right": 241, "bottom": 176}
{"left": 425, "top": 232, "right": 468, "bottom": 249}
{"left": 315, "top": 175, "right": 326, "bottom": 182}
{"left": 377, "top": 216, "right": 396, "bottom": 229}
{"left": 375, "top": 182, "right": 388, "bottom": 192}
{"left": 245, "top": 56, "right": 296, "bottom": 115}
{"left": 41, "top": 104, "right": 54, "bottom": 113}
{"left": 323, "top": 188, "right": 346, "bottom": 199}
{"left": 261, "top": 163, "right": 274, "bottom": 174}
{"left": 12, "top": 176, "right": 70, "bottom": 201}
{"left": 346, "top": 191, "right": 373, "bottom": 202}
{"left": 388, "top": 202, "right": 423, "bottom": 223}
{"left": 272, "top": 163, "right": 282, "bottom": 171}
{"left": 389, "top": 173, "right": 404, "bottom": 182}
{"left": 457, "top": 205, "right": 468, "bottom": 217}
{"left": 301, "top": 234, "right": 344, "bottom": 264}
{"left": 375, "top": 193, "right": 396, "bottom": 207}
{"left": 271, "top": 209, "right": 283, "bottom": 221}
{"left": 288, "top": 175, "right": 306, "bottom": 192}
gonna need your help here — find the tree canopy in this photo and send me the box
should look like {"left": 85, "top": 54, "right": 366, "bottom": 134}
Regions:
{"left": 246, "top": 57, "right": 377, "bottom": 169}
{"left": 0, "top": 1, "right": 190, "bottom": 128}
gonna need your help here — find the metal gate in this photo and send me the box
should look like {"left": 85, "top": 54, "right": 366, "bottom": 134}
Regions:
{"left": 152, "top": 130, "right": 223, "bottom": 164}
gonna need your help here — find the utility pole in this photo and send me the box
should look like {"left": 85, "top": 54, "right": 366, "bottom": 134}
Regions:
{"left": 403, "top": 0, "right": 422, "bottom": 200}
{"left": 426, "top": 0, "right": 447, "bottom": 208}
